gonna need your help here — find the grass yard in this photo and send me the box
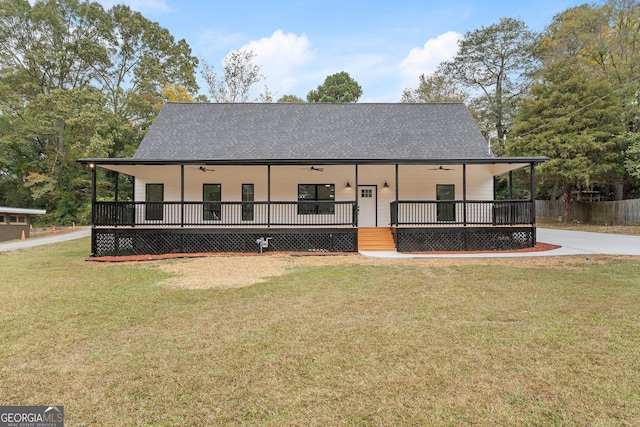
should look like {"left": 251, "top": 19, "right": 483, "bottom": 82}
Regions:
{"left": 1, "top": 238, "right": 639, "bottom": 426}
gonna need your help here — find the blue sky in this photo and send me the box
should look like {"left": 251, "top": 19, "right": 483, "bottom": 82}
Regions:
{"left": 95, "top": 0, "right": 583, "bottom": 102}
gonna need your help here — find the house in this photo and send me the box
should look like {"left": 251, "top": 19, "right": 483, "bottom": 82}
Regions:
{"left": 79, "top": 103, "right": 547, "bottom": 256}
{"left": 0, "top": 207, "right": 46, "bottom": 242}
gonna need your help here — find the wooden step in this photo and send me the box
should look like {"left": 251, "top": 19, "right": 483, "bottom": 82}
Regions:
{"left": 358, "top": 227, "right": 396, "bottom": 251}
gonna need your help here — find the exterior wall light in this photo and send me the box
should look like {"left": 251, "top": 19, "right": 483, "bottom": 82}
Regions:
{"left": 383, "top": 180, "right": 389, "bottom": 188}
{"left": 345, "top": 181, "right": 352, "bottom": 188}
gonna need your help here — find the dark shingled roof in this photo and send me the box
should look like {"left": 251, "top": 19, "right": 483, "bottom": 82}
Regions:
{"left": 133, "top": 102, "right": 492, "bottom": 161}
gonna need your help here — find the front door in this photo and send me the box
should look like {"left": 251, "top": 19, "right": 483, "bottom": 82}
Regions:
{"left": 358, "top": 185, "right": 377, "bottom": 227}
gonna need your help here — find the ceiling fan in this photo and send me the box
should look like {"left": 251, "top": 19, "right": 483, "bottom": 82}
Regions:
{"left": 300, "top": 166, "right": 324, "bottom": 172}
{"left": 428, "top": 165, "right": 454, "bottom": 171}
{"left": 191, "top": 166, "right": 215, "bottom": 172}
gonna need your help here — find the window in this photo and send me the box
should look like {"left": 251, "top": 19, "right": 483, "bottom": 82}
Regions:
{"left": 203, "top": 184, "right": 222, "bottom": 220}
{"left": 298, "top": 184, "right": 335, "bottom": 214}
{"left": 242, "top": 184, "right": 254, "bottom": 221}
{"left": 361, "top": 188, "right": 373, "bottom": 198}
{"left": 8, "top": 215, "right": 25, "bottom": 224}
{"left": 436, "top": 184, "right": 455, "bottom": 222}
{"left": 0, "top": 215, "right": 5, "bottom": 223}
{"left": 145, "top": 184, "right": 164, "bottom": 221}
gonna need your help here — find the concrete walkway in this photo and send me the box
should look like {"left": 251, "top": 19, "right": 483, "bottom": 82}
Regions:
{"left": 0, "top": 227, "right": 91, "bottom": 253}
{"left": 360, "top": 228, "right": 640, "bottom": 258}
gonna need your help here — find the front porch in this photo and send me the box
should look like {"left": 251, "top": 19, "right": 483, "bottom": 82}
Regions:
{"left": 79, "top": 157, "right": 547, "bottom": 256}
{"left": 90, "top": 199, "right": 536, "bottom": 256}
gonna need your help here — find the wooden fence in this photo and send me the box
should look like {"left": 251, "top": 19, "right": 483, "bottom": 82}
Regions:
{"left": 536, "top": 199, "right": 640, "bottom": 225}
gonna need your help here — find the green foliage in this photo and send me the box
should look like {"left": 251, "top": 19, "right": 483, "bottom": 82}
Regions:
{"left": 277, "top": 94, "right": 306, "bottom": 103}
{"left": 0, "top": 0, "right": 198, "bottom": 222}
{"left": 443, "top": 18, "right": 538, "bottom": 145}
{"left": 508, "top": 59, "right": 624, "bottom": 200}
{"left": 401, "top": 68, "right": 468, "bottom": 103}
{"left": 307, "top": 71, "right": 363, "bottom": 103}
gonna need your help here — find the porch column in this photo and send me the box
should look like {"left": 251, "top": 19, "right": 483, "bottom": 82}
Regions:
{"left": 114, "top": 171, "right": 119, "bottom": 202}
{"left": 180, "top": 165, "right": 185, "bottom": 227}
{"left": 462, "top": 164, "right": 467, "bottom": 226}
{"left": 267, "top": 165, "right": 271, "bottom": 227}
{"left": 394, "top": 164, "right": 399, "bottom": 226}
{"left": 90, "top": 164, "right": 96, "bottom": 256}
{"left": 509, "top": 170, "right": 514, "bottom": 199}
{"left": 530, "top": 162, "right": 537, "bottom": 245}
{"left": 354, "top": 164, "right": 359, "bottom": 227}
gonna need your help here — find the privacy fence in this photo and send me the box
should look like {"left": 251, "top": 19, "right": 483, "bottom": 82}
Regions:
{"left": 536, "top": 199, "right": 640, "bottom": 225}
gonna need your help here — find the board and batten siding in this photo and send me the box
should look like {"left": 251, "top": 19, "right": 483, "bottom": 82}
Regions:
{"left": 132, "top": 164, "right": 496, "bottom": 227}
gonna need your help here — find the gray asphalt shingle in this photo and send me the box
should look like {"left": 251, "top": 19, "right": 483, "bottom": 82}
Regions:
{"left": 133, "top": 102, "right": 492, "bottom": 161}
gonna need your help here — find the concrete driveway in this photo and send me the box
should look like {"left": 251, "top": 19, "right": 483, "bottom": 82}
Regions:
{"left": 0, "top": 227, "right": 91, "bottom": 253}
{"left": 360, "top": 228, "right": 640, "bottom": 258}
{"left": 2, "top": 226, "right": 640, "bottom": 258}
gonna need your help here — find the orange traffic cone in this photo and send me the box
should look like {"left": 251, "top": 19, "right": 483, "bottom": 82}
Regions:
{"left": 21, "top": 230, "right": 26, "bottom": 240}
{"left": 52, "top": 226, "right": 56, "bottom": 235}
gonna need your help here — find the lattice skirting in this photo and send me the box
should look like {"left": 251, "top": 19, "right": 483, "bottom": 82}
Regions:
{"left": 393, "top": 227, "right": 535, "bottom": 252}
{"left": 92, "top": 228, "right": 357, "bottom": 256}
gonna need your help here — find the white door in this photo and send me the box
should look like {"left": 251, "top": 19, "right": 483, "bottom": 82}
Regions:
{"left": 358, "top": 185, "right": 377, "bottom": 227}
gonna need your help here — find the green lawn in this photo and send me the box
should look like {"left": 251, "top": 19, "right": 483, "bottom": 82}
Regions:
{"left": 1, "top": 238, "right": 639, "bottom": 426}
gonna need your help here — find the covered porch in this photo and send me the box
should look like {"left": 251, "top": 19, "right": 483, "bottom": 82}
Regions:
{"left": 81, "top": 158, "right": 545, "bottom": 256}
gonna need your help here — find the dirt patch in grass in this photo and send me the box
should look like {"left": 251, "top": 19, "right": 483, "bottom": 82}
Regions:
{"left": 155, "top": 249, "right": 621, "bottom": 290}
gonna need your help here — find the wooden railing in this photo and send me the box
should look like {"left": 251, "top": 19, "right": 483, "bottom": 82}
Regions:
{"left": 390, "top": 200, "right": 534, "bottom": 226}
{"left": 94, "top": 201, "right": 357, "bottom": 227}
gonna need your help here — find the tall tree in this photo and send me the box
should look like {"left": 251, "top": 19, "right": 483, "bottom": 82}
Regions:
{"left": 525, "top": 2, "right": 640, "bottom": 200}
{"left": 201, "top": 50, "right": 263, "bottom": 102}
{"left": 507, "top": 59, "right": 624, "bottom": 217}
{"left": 307, "top": 71, "right": 362, "bottom": 103}
{"left": 0, "top": 0, "right": 199, "bottom": 222}
{"left": 443, "top": 18, "right": 537, "bottom": 152}
{"left": 401, "top": 66, "right": 468, "bottom": 103}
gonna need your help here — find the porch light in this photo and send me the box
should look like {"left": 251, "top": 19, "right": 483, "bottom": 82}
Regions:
{"left": 383, "top": 180, "right": 389, "bottom": 188}
{"left": 88, "top": 163, "right": 95, "bottom": 169}
{"left": 345, "top": 181, "right": 351, "bottom": 188}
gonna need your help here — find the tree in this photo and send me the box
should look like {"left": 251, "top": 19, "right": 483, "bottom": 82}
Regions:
{"left": 307, "top": 71, "right": 362, "bottom": 103}
{"left": 530, "top": 1, "right": 640, "bottom": 199}
{"left": 277, "top": 94, "right": 305, "bottom": 103}
{"left": 0, "top": 0, "right": 199, "bottom": 222}
{"left": 443, "top": 18, "right": 538, "bottom": 151}
{"left": 507, "top": 59, "right": 624, "bottom": 218}
{"left": 202, "top": 50, "right": 263, "bottom": 102}
{"left": 401, "top": 67, "right": 468, "bottom": 103}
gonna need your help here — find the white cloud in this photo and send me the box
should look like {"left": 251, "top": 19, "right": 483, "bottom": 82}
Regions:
{"left": 399, "top": 31, "right": 461, "bottom": 90}
{"left": 237, "top": 30, "right": 314, "bottom": 96}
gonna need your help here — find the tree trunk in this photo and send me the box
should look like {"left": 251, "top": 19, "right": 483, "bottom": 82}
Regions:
{"left": 563, "top": 183, "right": 572, "bottom": 223}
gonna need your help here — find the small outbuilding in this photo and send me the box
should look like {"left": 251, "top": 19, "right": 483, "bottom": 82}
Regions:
{"left": 0, "top": 207, "right": 46, "bottom": 242}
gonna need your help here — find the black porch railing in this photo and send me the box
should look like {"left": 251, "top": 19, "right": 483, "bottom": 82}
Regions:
{"left": 390, "top": 200, "right": 534, "bottom": 226}
{"left": 94, "top": 201, "right": 357, "bottom": 227}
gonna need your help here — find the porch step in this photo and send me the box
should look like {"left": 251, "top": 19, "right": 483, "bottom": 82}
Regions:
{"left": 358, "top": 227, "right": 396, "bottom": 251}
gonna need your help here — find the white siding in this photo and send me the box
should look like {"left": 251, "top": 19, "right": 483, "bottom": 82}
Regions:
{"left": 132, "top": 164, "right": 497, "bottom": 227}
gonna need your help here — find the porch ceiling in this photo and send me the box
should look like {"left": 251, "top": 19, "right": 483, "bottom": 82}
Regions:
{"left": 80, "top": 157, "right": 548, "bottom": 174}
